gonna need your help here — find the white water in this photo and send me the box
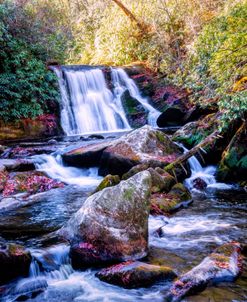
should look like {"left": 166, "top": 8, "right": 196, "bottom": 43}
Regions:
{"left": 53, "top": 66, "right": 161, "bottom": 136}
{"left": 182, "top": 146, "right": 233, "bottom": 191}
{"left": 35, "top": 154, "right": 102, "bottom": 187}
{"left": 111, "top": 68, "right": 161, "bottom": 127}
{"left": 53, "top": 67, "right": 131, "bottom": 135}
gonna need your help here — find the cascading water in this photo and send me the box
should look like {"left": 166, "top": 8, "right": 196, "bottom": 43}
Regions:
{"left": 53, "top": 66, "right": 161, "bottom": 136}
{"left": 52, "top": 67, "right": 131, "bottom": 136}
{"left": 35, "top": 154, "right": 102, "bottom": 187}
{"left": 182, "top": 146, "right": 233, "bottom": 191}
{"left": 111, "top": 68, "right": 161, "bottom": 127}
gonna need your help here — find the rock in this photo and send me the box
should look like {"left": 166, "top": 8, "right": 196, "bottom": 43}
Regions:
{"left": 165, "top": 242, "right": 242, "bottom": 302}
{"left": 217, "top": 122, "right": 247, "bottom": 183}
{"left": 11, "top": 277, "right": 48, "bottom": 300}
{"left": 154, "top": 168, "right": 176, "bottom": 192}
{"left": 192, "top": 177, "right": 207, "bottom": 190}
{"left": 121, "top": 90, "right": 148, "bottom": 128}
{"left": 1, "top": 171, "right": 64, "bottom": 197}
{"left": 88, "top": 134, "right": 104, "bottom": 140}
{"left": 96, "top": 261, "right": 177, "bottom": 288}
{"left": 0, "top": 243, "right": 32, "bottom": 285}
{"left": 62, "top": 141, "right": 110, "bottom": 168}
{"left": 173, "top": 113, "right": 240, "bottom": 165}
{"left": 0, "top": 159, "right": 35, "bottom": 172}
{"left": 100, "top": 126, "right": 182, "bottom": 176}
{"left": 0, "top": 114, "right": 61, "bottom": 141}
{"left": 157, "top": 107, "right": 185, "bottom": 127}
{"left": 122, "top": 164, "right": 150, "bottom": 180}
{"left": 147, "top": 168, "right": 175, "bottom": 193}
{"left": 150, "top": 183, "right": 192, "bottom": 215}
{"left": 63, "top": 126, "right": 182, "bottom": 177}
{"left": 59, "top": 171, "right": 152, "bottom": 268}
{"left": 93, "top": 174, "right": 120, "bottom": 193}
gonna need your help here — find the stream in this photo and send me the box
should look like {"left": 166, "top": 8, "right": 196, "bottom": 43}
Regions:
{"left": 0, "top": 134, "right": 246, "bottom": 302}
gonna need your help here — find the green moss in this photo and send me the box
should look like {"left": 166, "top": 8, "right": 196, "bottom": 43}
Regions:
{"left": 156, "top": 131, "right": 166, "bottom": 144}
{"left": 94, "top": 175, "right": 120, "bottom": 193}
{"left": 123, "top": 187, "right": 135, "bottom": 200}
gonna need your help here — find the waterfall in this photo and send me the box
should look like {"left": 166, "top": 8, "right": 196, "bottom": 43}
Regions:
{"left": 111, "top": 68, "right": 161, "bottom": 127}
{"left": 53, "top": 67, "right": 131, "bottom": 136}
{"left": 52, "top": 66, "right": 160, "bottom": 136}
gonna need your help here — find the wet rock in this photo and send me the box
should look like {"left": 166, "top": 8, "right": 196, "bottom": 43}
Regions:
{"left": 0, "top": 243, "right": 32, "bottom": 285}
{"left": 59, "top": 171, "right": 152, "bottom": 268}
{"left": 11, "top": 277, "right": 48, "bottom": 300}
{"left": 0, "top": 159, "right": 35, "bottom": 172}
{"left": 121, "top": 90, "right": 148, "bottom": 128}
{"left": 62, "top": 141, "right": 109, "bottom": 168}
{"left": 63, "top": 126, "right": 182, "bottom": 177}
{"left": 96, "top": 261, "right": 177, "bottom": 288}
{"left": 217, "top": 122, "right": 247, "bottom": 183}
{"left": 150, "top": 183, "right": 192, "bottom": 215}
{"left": 165, "top": 242, "right": 242, "bottom": 302}
{"left": 157, "top": 107, "right": 185, "bottom": 127}
{"left": 88, "top": 134, "right": 104, "bottom": 140}
{"left": 192, "top": 178, "right": 207, "bottom": 190}
{"left": 93, "top": 174, "right": 120, "bottom": 193}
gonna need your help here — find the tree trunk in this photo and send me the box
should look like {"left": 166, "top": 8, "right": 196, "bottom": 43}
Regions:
{"left": 111, "top": 0, "right": 147, "bottom": 33}
{"left": 165, "top": 130, "right": 221, "bottom": 173}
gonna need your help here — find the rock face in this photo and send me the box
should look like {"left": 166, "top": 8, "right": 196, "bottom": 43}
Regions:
{"left": 0, "top": 114, "right": 61, "bottom": 142}
{"left": 165, "top": 242, "right": 242, "bottom": 302}
{"left": 60, "top": 171, "right": 152, "bottom": 268}
{"left": 96, "top": 261, "right": 177, "bottom": 288}
{"left": 121, "top": 90, "right": 148, "bottom": 128}
{"left": 63, "top": 126, "right": 182, "bottom": 176}
{"left": 151, "top": 183, "right": 192, "bottom": 215}
{"left": 217, "top": 122, "right": 247, "bottom": 183}
{"left": 0, "top": 243, "right": 32, "bottom": 285}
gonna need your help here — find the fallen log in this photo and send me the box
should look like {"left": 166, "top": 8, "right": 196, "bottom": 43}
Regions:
{"left": 165, "top": 130, "right": 220, "bottom": 173}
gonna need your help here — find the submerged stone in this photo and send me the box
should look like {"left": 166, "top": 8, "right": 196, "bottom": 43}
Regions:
{"left": 96, "top": 261, "right": 177, "bottom": 288}
{"left": 59, "top": 171, "right": 152, "bottom": 268}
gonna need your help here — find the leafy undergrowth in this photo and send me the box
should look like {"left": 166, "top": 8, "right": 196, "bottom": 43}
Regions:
{"left": 0, "top": 171, "right": 64, "bottom": 198}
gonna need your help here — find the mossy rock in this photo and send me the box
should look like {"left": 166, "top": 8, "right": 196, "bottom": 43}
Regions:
{"left": 96, "top": 260, "right": 177, "bottom": 288}
{"left": 122, "top": 164, "right": 150, "bottom": 180}
{"left": 150, "top": 183, "right": 192, "bottom": 215}
{"left": 217, "top": 122, "right": 247, "bottom": 183}
{"left": 93, "top": 174, "right": 120, "bottom": 193}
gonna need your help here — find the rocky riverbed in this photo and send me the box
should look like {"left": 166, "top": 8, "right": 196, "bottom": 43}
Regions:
{"left": 0, "top": 127, "right": 246, "bottom": 302}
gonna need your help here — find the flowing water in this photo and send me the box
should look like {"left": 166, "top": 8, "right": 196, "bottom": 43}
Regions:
{"left": 53, "top": 66, "right": 160, "bottom": 135}
{"left": 0, "top": 135, "right": 246, "bottom": 302}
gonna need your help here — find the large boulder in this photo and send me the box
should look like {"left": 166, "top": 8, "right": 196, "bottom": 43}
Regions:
{"left": 63, "top": 126, "right": 182, "bottom": 176}
{"left": 59, "top": 171, "right": 152, "bottom": 268}
{"left": 217, "top": 122, "right": 247, "bottom": 184}
{"left": 165, "top": 242, "right": 242, "bottom": 302}
{"left": 96, "top": 261, "right": 177, "bottom": 288}
{"left": 0, "top": 242, "right": 32, "bottom": 285}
